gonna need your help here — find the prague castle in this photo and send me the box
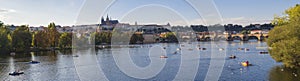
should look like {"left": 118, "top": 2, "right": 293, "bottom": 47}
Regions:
{"left": 100, "top": 15, "right": 119, "bottom": 26}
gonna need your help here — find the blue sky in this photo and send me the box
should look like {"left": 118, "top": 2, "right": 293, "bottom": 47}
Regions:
{"left": 0, "top": 0, "right": 299, "bottom": 26}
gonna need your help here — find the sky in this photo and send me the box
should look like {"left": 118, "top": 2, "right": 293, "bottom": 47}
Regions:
{"left": 0, "top": 0, "right": 299, "bottom": 26}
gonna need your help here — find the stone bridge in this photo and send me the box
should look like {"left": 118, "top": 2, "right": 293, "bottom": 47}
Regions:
{"left": 224, "top": 33, "right": 268, "bottom": 41}
{"left": 195, "top": 32, "right": 268, "bottom": 41}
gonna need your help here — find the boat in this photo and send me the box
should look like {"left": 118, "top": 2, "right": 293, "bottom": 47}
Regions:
{"left": 28, "top": 61, "right": 40, "bottom": 64}
{"left": 259, "top": 51, "right": 268, "bottom": 54}
{"left": 238, "top": 48, "right": 245, "bottom": 50}
{"left": 219, "top": 48, "right": 224, "bottom": 51}
{"left": 173, "top": 51, "right": 177, "bottom": 54}
{"left": 202, "top": 48, "right": 207, "bottom": 50}
{"left": 229, "top": 55, "right": 236, "bottom": 59}
{"left": 241, "top": 61, "right": 251, "bottom": 66}
{"left": 73, "top": 55, "right": 79, "bottom": 57}
{"left": 9, "top": 71, "right": 24, "bottom": 76}
{"left": 160, "top": 55, "right": 168, "bottom": 58}
{"left": 177, "top": 48, "right": 181, "bottom": 51}
{"left": 245, "top": 48, "right": 250, "bottom": 51}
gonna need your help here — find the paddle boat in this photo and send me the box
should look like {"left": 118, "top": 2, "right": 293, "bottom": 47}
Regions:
{"left": 219, "top": 48, "right": 224, "bottom": 51}
{"left": 160, "top": 55, "right": 168, "bottom": 58}
{"left": 9, "top": 71, "right": 24, "bottom": 76}
{"left": 173, "top": 51, "right": 177, "bottom": 54}
{"left": 73, "top": 55, "right": 79, "bottom": 57}
{"left": 229, "top": 55, "right": 236, "bottom": 59}
{"left": 259, "top": 51, "right": 268, "bottom": 54}
{"left": 28, "top": 60, "right": 40, "bottom": 64}
{"left": 238, "top": 48, "right": 245, "bottom": 50}
{"left": 245, "top": 48, "right": 250, "bottom": 51}
{"left": 241, "top": 61, "right": 251, "bottom": 67}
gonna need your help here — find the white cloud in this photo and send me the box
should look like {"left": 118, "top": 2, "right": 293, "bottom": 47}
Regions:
{"left": 0, "top": 15, "right": 5, "bottom": 20}
{"left": 0, "top": 9, "right": 16, "bottom": 13}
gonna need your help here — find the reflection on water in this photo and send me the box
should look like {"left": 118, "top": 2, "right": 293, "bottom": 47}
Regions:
{"left": 269, "top": 66, "right": 300, "bottom": 81}
{"left": 0, "top": 51, "right": 79, "bottom": 80}
{"left": 0, "top": 41, "right": 298, "bottom": 80}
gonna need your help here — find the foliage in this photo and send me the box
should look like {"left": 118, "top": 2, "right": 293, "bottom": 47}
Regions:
{"left": 240, "top": 30, "right": 250, "bottom": 34}
{"left": 268, "top": 4, "right": 300, "bottom": 68}
{"left": 0, "top": 21, "right": 11, "bottom": 52}
{"left": 11, "top": 25, "right": 32, "bottom": 52}
{"left": 130, "top": 34, "right": 144, "bottom": 44}
{"left": 165, "top": 32, "right": 178, "bottom": 42}
{"left": 32, "top": 31, "right": 50, "bottom": 49}
{"left": 58, "top": 32, "right": 72, "bottom": 49}
{"left": 94, "top": 32, "right": 112, "bottom": 45}
{"left": 47, "top": 22, "right": 60, "bottom": 47}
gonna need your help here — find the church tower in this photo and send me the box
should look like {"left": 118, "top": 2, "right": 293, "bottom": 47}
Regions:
{"left": 106, "top": 15, "right": 110, "bottom": 25}
{"left": 101, "top": 16, "right": 105, "bottom": 25}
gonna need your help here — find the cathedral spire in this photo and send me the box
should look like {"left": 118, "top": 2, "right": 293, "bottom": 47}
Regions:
{"left": 106, "top": 14, "right": 109, "bottom": 21}
{"left": 101, "top": 16, "right": 105, "bottom": 24}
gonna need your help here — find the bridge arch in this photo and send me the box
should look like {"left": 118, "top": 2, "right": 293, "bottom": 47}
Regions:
{"left": 248, "top": 36, "right": 259, "bottom": 40}
{"left": 232, "top": 36, "right": 242, "bottom": 40}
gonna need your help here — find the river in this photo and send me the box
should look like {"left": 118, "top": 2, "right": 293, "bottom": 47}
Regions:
{"left": 0, "top": 41, "right": 299, "bottom": 80}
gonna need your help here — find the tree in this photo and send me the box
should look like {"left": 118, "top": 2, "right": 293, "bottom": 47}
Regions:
{"left": 47, "top": 22, "right": 60, "bottom": 47}
{"left": 94, "top": 32, "right": 112, "bottom": 45}
{"left": 240, "top": 30, "right": 250, "bottom": 34}
{"left": 58, "top": 32, "right": 72, "bottom": 49}
{"left": 11, "top": 25, "right": 32, "bottom": 52}
{"left": 0, "top": 21, "right": 11, "bottom": 53}
{"left": 165, "top": 32, "right": 178, "bottom": 42}
{"left": 32, "top": 31, "right": 50, "bottom": 49}
{"left": 130, "top": 34, "right": 144, "bottom": 44}
{"left": 267, "top": 4, "right": 300, "bottom": 68}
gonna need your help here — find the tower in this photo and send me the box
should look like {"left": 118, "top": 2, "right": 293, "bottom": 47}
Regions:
{"left": 101, "top": 16, "right": 105, "bottom": 25}
{"left": 106, "top": 14, "right": 109, "bottom": 21}
{"left": 135, "top": 21, "right": 138, "bottom": 25}
{"left": 106, "top": 14, "right": 110, "bottom": 25}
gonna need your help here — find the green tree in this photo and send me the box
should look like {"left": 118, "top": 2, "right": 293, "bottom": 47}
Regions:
{"left": 58, "top": 32, "right": 72, "bottom": 49}
{"left": 130, "top": 34, "right": 144, "bottom": 44}
{"left": 165, "top": 32, "right": 178, "bottom": 42}
{"left": 240, "top": 30, "right": 250, "bottom": 34}
{"left": 267, "top": 4, "right": 300, "bottom": 68}
{"left": 47, "top": 22, "right": 60, "bottom": 47}
{"left": 32, "top": 31, "right": 50, "bottom": 49}
{"left": 0, "top": 21, "right": 12, "bottom": 53}
{"left": 94, "top": 32, "right": 112, "bottom": 45}
{"left": 11, "top": 25, "right": 32, "bottom": 52}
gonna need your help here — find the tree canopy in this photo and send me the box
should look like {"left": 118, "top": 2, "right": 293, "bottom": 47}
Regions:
{"left": 11, "top": 25, "right": 32, "bottom": 52}
{"left": 0, "top": 21, "right": 11, "bottom": 53}
{"left": 268, "top": 4, "right": 300, "bottom": 68}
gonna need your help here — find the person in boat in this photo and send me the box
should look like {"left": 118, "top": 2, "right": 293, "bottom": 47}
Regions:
{"left": 173, "top": 51, "right": 177, "bottom": 54}
{"left": 230, "top": 55, "right": 236, "bottom": 58}
{"left": 245, "top": 61, "right": 249, "bottom": 65}
{"left": 9, "top": 70, "right": 24, "bottom": 75}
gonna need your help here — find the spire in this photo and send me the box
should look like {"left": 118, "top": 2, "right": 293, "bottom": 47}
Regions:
{"left": 135, "top": 21, "right": 138, "bottom": 25}
{"left": 101, "top": 16, "right": 105, "bottom": 24}
{"left": 106, "top": 14, "right": 109, "bottom": 21}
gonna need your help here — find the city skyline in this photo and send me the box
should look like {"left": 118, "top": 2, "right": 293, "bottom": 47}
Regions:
{"left": 0, "top": 0, "right": 299, "bottom": 26}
